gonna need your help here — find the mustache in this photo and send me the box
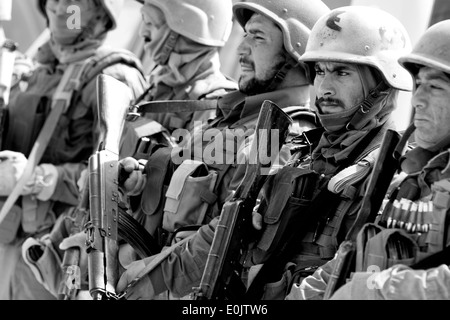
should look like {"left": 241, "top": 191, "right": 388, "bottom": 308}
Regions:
{"left": 315, "top": 97, "right": 344, "bottom": 109}
{"left": 239, "top": 56, "right": 254, "bottom": 68}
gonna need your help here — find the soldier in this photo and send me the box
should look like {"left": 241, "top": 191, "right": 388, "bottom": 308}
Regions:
{"left": 0, "top": 0, "right": 147, "bottom": 300}
{"left": 304, "top": 19, "right": 450, "bottom": 301}
{"left": 232, "top": 5, "right": 414, "bottom": 300}
{"left": 115, "top": 0, "right": 330, "bottom": 300}
{"left": 119, "top": 0, "right": 238, "bottom": 159}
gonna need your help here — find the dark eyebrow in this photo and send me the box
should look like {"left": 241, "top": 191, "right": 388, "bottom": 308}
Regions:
{"left": 316, "top": 63, "right": 354, "bottom": 73}
{"left": 246, "top": 27, "right": 267, "bottom": 36}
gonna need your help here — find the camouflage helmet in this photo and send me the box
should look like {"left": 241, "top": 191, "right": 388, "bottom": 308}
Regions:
{"left": 301, "top": 6, "right": 413, "bottom": 91}
{"left": 137, "top": 0, "right": 233, "bottom": 47}
{"left": 233, "top": 0, "right": 330, "bottom": 61}
{"left": 399, "top": 19, "right": 450, "bottom": 78}
{"left": 37, "top": 0, "right": 124, "bottom": 30}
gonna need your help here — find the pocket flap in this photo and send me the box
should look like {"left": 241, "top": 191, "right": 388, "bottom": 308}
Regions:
{"left": 264, "top": 166, "right": 315, "bottom": 225}
{"left": 165, "top": 160, "right": 207, "bottom": 200}
{"left": 141, "top": 147, "right": 174, "bottom": 216}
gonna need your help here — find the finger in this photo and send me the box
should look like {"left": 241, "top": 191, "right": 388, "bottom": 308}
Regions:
{"left": 121, "top": 157, "right": 140, "bottom": 172}
{"left": 116, "top": 273, "right": 128, "bottom": 292}
{"left": 252, "top": 211, "right": 263, "bottom": 230}
{"left": 59, "top": 233, "right": 86, "bottom": 250}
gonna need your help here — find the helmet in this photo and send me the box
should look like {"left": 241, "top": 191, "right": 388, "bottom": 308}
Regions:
{"left": 140, "top": 0, "right": 233, "bottom": 47}
{"left": 37, "top": 0, "right": 124, "bottom": 30}
{"left": 233, "top": 0, "right": 330, "bottom": 61}
{"left": 399, "top": 19, "right": 450, "bottom": 77}
{"left": 301, "top": 6, "right": 413, "bottom": 91}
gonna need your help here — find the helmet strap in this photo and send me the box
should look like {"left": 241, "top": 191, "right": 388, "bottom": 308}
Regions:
{"left": 264, "top": 54, "right": 298, "bottom": 92}
{"left": 346, "top": 81, "right": 390, "bottom": 131}
{"left": 157, "top": 31, "right": 180, "bottom": 66}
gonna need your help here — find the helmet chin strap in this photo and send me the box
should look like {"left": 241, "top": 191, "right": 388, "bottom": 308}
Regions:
{"left": 263, "top": 54, "right": 301, "bottom": 92}
{"left": 345, "top": 81, "right": 391, "bottom": 131}
{"left": 156, "top": 30, "right": 180, "bottom": 66}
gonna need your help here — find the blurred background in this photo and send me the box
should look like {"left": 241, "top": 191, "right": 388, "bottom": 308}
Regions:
{"left": 2, "top": 0, "right": 450, "bottom": 130}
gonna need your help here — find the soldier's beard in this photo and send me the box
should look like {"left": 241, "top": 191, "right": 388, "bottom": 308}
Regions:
{"left": 238, "top": 60, "right": 285, "bottom": 95}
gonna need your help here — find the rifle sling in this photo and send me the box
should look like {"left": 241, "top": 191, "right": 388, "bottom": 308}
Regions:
{"left": 134, "top": 99, "right": 217, "bottom": 114}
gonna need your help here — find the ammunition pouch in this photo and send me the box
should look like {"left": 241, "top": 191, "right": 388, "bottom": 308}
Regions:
{"left": 134, "top": 145, "right": 232, "bottom": 248}
{"left": 250, "top": 166, "right": 320, "bottom": 265}
{"left": 162, "top": 159, "right": 218, "bottom": 234}
{"left": 135, "top": 147, "right": 177, "bottom": 239}
{"left": 356, "top": 223, "right": 419, "bottom": 272}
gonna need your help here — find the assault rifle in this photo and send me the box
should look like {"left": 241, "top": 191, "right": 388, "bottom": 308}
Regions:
{"left": 59, "top": 75, "right": 159, "bottom": 300}
{"left": 85, "top": 74, "right": 132, "bottom": 300}
{"left": 323, "top": 128, "right": 402, "bottom": 299}
{"left": 192, "top": 100, "right": 292, "bottom": 300}
{"left": 84, "top": 74, "right": 160, "bottom": 300}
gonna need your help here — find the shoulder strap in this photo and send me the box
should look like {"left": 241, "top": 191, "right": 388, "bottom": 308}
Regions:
{"left": 78, "top": 47, "right": 145, "bottom": 90}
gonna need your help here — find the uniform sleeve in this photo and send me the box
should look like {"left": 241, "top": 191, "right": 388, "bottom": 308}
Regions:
{"left": 285, "top": 256, "right": 336, "bottom": 300}
{"left": 330, "top": 264, "right": 450, "bottom": 300}
{"left": 148, "top": 218, "right": 219, "bottom": 297}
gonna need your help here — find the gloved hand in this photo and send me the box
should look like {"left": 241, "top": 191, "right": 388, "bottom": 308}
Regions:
{"left": 118, "top": 157, "right": 146, "bottom": 196}
{"left": 252, "top": 203, "right": 263, "bottom": 231}
{"left": 0, "top": 150, "right": 27, "bottom": 196}
{"left": 59, "top": 231, "right": 88, "bottom": 285}
{"left": 116, "top": 259, "right": 155, "bottom": 300}
{"left": 0, "top": 150, "right": 59, "bottom": 199}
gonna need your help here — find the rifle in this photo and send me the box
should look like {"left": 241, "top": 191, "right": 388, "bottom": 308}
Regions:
{"left": 84, "top": 74, "right": 132, "bottom": 299}
{"left": 192, "top": 100, "right": 292, "bottom": 300}
{"left": 323, "top": 128, "right": 402, "bottom": 299}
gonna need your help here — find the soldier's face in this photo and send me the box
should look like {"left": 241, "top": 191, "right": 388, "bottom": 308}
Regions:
{"left": 237, "top": 13, "right": 285, "bottom": 95}
{"left": 139, "top": 3, "right": 168, "bottom": 53}
{"left": 313, "top": 61, "right": 365, "bottom": 114}
{"left": 412, "top": 66, "right": 450, "bottom": 150}
{"left": 46, "top": 0, "right": 99, "bottom": 45}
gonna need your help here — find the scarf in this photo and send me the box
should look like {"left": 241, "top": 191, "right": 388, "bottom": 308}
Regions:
{"left": 149, "top": 37, "right": 220, "bottom": 90}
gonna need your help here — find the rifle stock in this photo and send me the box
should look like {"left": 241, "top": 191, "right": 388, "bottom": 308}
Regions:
{"left": 192, "top": 100, "right": 292, "bottom": 300}
{"left": 323, "top": 129, "right": 401, "bottom": 299}
{"left": 86, "top": 74, "right": 132, "bottom": 300}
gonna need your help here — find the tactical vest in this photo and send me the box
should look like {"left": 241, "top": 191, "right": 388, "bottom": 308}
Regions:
{"left": 242, "top": 126, "right": 386, "bottom": 299}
